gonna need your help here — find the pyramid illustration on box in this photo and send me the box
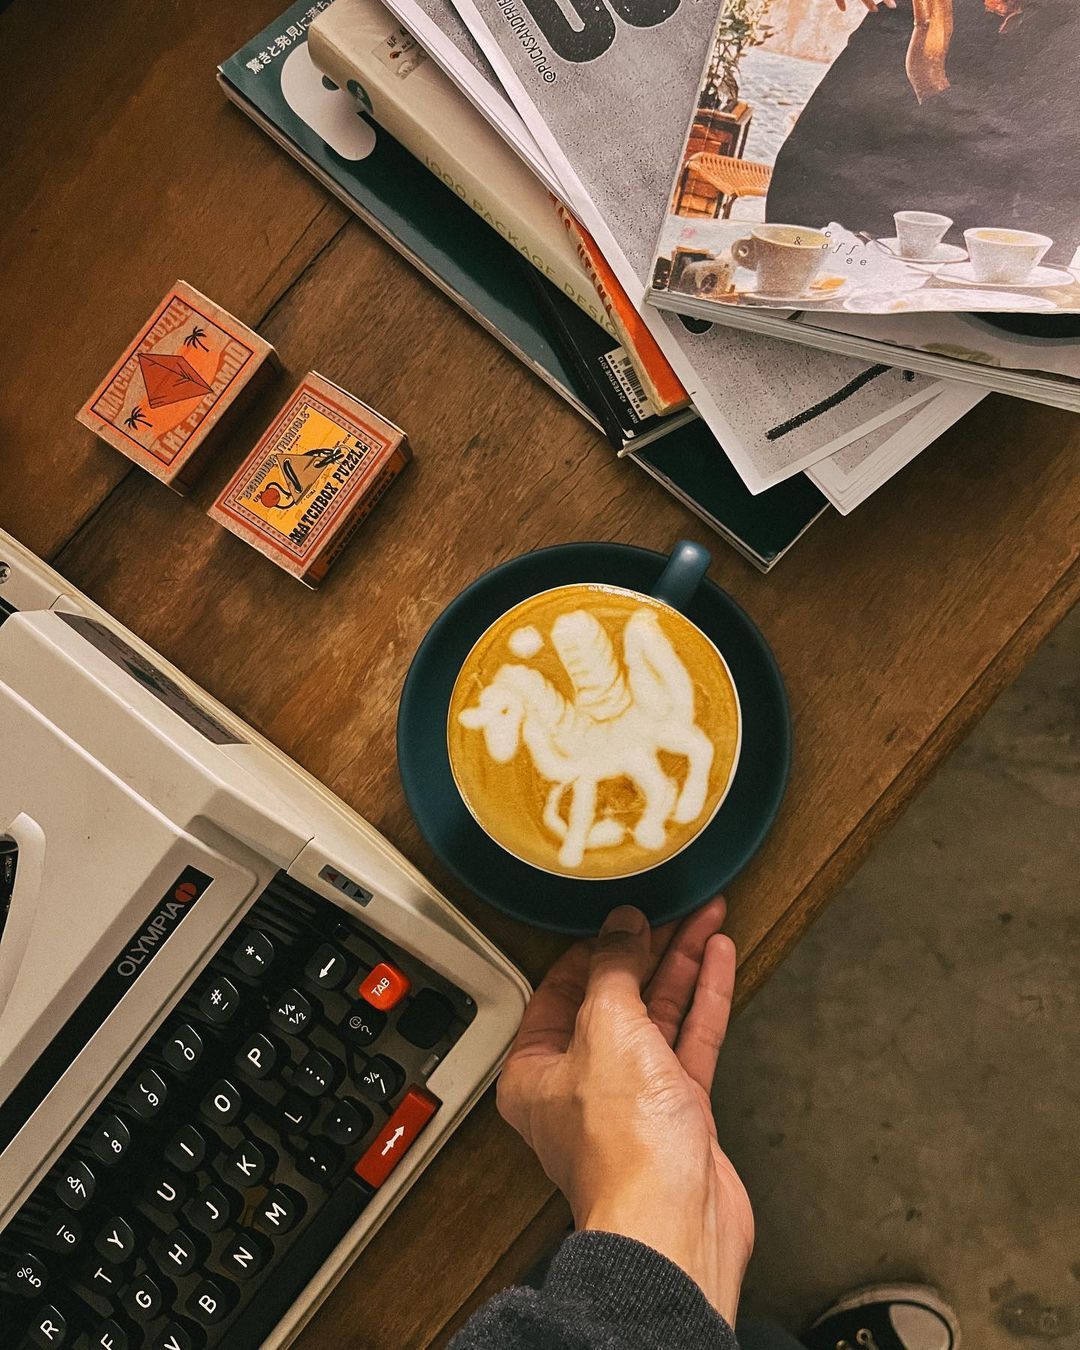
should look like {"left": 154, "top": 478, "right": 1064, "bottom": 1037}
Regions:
{"left": 137, "top": 352, "right": 212, "bottom": 408}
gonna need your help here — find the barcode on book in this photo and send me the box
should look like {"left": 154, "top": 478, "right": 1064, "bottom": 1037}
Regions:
{"left": 601, "top": 347, "right": 656, "bottom": 423}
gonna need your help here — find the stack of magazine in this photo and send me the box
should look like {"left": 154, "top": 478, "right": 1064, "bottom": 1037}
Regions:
{"left": 220, "top": 0, "right": 1072, "bottom": 565}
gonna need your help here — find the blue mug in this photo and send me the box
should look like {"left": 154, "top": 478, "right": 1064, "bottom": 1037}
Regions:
{"left": 398, "top": 540, "right": 791, "bottom": 934}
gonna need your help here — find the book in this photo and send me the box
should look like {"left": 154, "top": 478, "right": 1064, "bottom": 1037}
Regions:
{"left": 306, "top": 0, "right": 614, "bottom": 337}
{"left": 553, "top": 202, "right": 689, "bottom": 416}
{"left": 521, "top": 261, "right": 696, "bottom": 449}
{"left": 307, "top": 0, "right": 693, "bottom": 411}
{"left": 629, "top": 423, "right": 827, "bottom": 573}
{"left": 218, "top": 3, "right": 825, "bottom": 565}
{"left": 648, "top": 0, "right": 1080, "bottom": 318}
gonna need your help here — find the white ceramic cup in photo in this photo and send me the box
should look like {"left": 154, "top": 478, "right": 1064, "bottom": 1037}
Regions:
{"left": 731, "top": 224, "right": 828, "bottom": 297}
{"left": 964, "top": 227, "right": 1052, "bottom": 284}
{"left": 893, "top": 210, "right": 952, "bottom": 258}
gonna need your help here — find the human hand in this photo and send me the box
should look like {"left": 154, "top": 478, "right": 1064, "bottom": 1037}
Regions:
{"left": 497, "top": 899, "right": 753, "bottom": 1326}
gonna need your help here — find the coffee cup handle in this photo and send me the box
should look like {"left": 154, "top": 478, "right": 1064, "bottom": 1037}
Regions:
{"left": 731, "top": 237, "right": 755, "bottom": 267}
{"left": 652, "top": 539, "right": 711, "bottom": 613}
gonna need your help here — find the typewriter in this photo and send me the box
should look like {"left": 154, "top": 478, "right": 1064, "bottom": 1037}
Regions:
{"left": 0, "top": 528, "right": 530, "bottom": 1349}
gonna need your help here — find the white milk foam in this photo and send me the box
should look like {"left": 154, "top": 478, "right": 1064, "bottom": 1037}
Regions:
{"left": 457, "top": 606, "right": 716, "bottom": 869}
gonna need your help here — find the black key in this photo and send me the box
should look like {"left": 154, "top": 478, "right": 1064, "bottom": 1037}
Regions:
{"left": 155, "top": 1227, "right": 205, "bottom": 1278}
{"left": 126, "top": 1067, "right": 168, "bottom": 1119}
{"left": 93, "top": 1217, "right": 135, "bottom": 1265}
{"left": 221, "top": 1140, "right": 272, "bottom": 1189}
{"left": 146, "top": 1166, "right": 190, "bottom": 1216}
{"left": 296, "top": 1137, "right": 343, "bottom": 1186}
{"left": 187, "top": 1276, "right": 237, "bottom": 1326}
{"left": 357, "top": 1054, "right": 405, "bottom": 1104}
{"left": 27, "top": 1304, "right": 70, "bottom": 1346}
{"left": 269, "top": 988, "right": 314, "bottom": 1035}
{"left": 197, "top": 976, "right": 240, "bottom": 1024}
{"left": 293, "top": 1049, "right": 341, "bottom": 1098}
{"left": 276, "top": 1091, "right": 313, "bottom": 1135}
{"left": 85, "top": 1260, "right": 123, "bottom": 1301}
{"left": 6, "top": 1251, "right": 48, "bottom": 1297}
{"left": 86, "top": 1319, "right": 129, "bottom": 1350}
{"left": 153, "top": 1322, "right": 202, "bottom": 1350}
{"left": 186, "top": 1183, "right": 237, "bottom": 1235}
{"left": 55, "top": 1160, "right": 96, "bottom": 1211}
{"left": 42, "top": 1215, "right": 82, "bottom": 1255}
{"left": 323, "top": 1097, "right": 372, "bottom": 1147}
{"left": 339, "top": 1005, "right": 386, "bottom": 1050}
{"left": 199, "top": 1079, "right": 243, "bottom": 1127}
{"left": 397, "top": 989, "right": 456, "bottom": 1049}
{"left": 232, "top": 928, "right": 274, "bottom": 977}
{"left": 165, "top": 1124, "right": 209, "bottom": 1174}
{"left": 211, "top": 1178, "right": 371, "bottom": 1349}
{"left": 88, "top": 1115, "right": 131, "bottom": 1167}
{"left": 162, "top": 1024, "right": 204, "bottom": 1074}
{"left": 220, "top": 1230, "right": 272, "bottom": 1281}
{"left": 235, "top": 1032, "right": 278, "bottom": 1079}
{"left": 123, "top": 1271, "right": 169, "bottom": 1321}
{"left": 304, "top": 943, "right": 350, "bottom": 990}
{"left": 254, "top": 1185, "right": 306, "bottom": 1235}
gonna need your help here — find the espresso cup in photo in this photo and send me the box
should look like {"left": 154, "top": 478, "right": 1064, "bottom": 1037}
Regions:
{"left": 731, "top": 224, "right": 828, "bottom": 296}
{"left": 893, "top": 210, "right": 952, "bottom": 257}
{"left": 964, "top": 228, "right": 1052, "bottom": 284}
{"left": 446, "top": 543, "right": 742, "bottom": 881}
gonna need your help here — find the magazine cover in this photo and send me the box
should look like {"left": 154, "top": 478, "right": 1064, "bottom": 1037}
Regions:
{"left": 445, "top": 0, "right": 959, "bottom": 492}
{"left": 650, "top": 0, "right": 1080, "bottom": 316}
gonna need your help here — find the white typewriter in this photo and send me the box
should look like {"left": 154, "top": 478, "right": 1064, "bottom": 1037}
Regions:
{"left": 0, "top": 527, "right": 529, "bottom": 1350}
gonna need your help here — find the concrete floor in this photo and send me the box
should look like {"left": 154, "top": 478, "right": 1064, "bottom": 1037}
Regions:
{"left": 717, "top": 602, "right": 1080, "bottom": 1347}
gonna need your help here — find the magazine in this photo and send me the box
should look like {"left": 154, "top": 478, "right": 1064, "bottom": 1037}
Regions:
{"left": 807, "top": 382, "right": 987, "bottom": 513}
{"left": 385, "top": 0, "right": 1080, "bottom": 413}
{"left": 649, "top": 0, "right": 1080, "bottom": 316}
{"left": 415, "top": 0, "right": 966, "bottom": 493}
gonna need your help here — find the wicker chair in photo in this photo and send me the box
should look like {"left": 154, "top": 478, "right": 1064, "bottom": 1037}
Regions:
{"left": 678, "top": 153, "right": 773, "bottom": 219}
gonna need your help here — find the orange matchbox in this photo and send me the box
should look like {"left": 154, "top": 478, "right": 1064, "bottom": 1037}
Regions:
{"left": 208, "top": 372, "right": 410, "bottom": 588}
{"left": 77, "top": 280, "right": 278, "bottom": 493}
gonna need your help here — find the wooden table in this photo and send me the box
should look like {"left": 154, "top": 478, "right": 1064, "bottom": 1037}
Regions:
{"left": 2, "top": 2, "right": 1078, "bottom": 1344}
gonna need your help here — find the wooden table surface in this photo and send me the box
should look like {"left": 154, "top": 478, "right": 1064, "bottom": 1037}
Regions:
{"left": 3, "top": 2, "right": 1079, "bottom": 1345}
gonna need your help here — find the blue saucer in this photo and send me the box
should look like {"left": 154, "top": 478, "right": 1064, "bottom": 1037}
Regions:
{"left": 397, "top": 543, "right": 791, "bottom": 935}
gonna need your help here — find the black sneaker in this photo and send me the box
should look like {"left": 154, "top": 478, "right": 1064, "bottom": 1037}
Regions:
{"left": 803, "top": 1283, "right": 960, "bottom": 1350}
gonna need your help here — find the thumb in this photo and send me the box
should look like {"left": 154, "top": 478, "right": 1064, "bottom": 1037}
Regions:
{"left": 585, "top": 906, "right": 652, "bottom": 1012}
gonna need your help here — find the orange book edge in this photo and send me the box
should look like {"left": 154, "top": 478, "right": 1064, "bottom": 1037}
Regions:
{"left": 553, "top": 200, "right": 690, "bottom": 416}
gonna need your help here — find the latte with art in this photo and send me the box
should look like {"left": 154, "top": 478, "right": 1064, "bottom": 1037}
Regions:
{"left": 447, "top": 584, "right": 740, "bottom": 880}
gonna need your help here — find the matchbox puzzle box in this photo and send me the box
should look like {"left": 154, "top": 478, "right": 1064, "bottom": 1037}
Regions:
{"left": 76, "top": 281, "right": 278, "bottom": 491}
{"left": 208, "top": 372, "right": 410, "bottom": 587}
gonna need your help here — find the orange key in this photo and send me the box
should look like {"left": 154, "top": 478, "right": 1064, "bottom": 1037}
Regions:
{"left": 357, "top": 962, "right": 411, "bottom": 1011}
{"left": 354, "top": 1087, "right": 439, "bottom": 1188}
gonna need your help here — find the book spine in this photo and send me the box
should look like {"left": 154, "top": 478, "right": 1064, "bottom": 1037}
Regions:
{"left": 308, "top": 16, "right": 615, "bottom": 339}
{"left": 553, "top": 202, "right": 689, "bottom": 415}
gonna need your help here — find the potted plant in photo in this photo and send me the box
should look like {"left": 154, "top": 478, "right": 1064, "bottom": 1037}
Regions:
{"left": 675, "top": 0, "right": 773, "bottom": 214}
{"left": 703, "top": 0, "right": 775, "bottom": 112}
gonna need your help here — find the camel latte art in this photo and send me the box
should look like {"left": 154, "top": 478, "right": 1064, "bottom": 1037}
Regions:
{"left": 448, "top": 584, "right": 740, "bottom": 880}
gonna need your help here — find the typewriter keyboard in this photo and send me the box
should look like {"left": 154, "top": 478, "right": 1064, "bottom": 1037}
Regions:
{"left": 1, "top": 874, "right": 475, "bottom": 1349}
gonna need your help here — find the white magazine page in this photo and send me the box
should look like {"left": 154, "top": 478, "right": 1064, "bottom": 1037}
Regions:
{"left": 810, "top": 308, "right": 1080, "bottom": 383}
{"left": 379, "top": 0, "right": 568, "bottom": 198}
{"left": 447, "top": 0, "right": 948, "bottom": 493}
{"left": 809, "top": 383, "right": 987, "bottom": 513}
{"left": 650, "top": 1, "right": 1080, "bottom": 316}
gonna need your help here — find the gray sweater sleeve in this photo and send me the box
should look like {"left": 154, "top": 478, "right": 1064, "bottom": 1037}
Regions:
{"left": 448, "top": 1231, "right": 740, "bottom": 1349}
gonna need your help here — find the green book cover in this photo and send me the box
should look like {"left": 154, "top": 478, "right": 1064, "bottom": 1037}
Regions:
{"left": 632, "top": 426, "right": 827, "bottom": 572}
